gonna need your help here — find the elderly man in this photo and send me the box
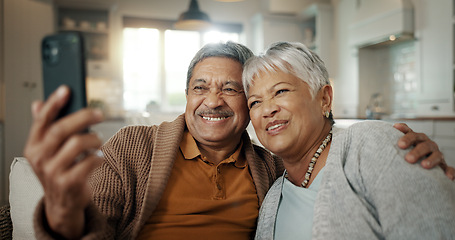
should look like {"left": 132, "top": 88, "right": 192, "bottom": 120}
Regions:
{"left": 24, "top": 42, "right": 452, "bottom": 239}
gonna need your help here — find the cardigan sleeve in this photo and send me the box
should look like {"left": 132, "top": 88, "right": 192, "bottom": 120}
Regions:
{"left": 345, "top": 121, "right": 455, "bottom": 239}
{"left": 91, "top": 125, "right": 154, "bottom": 239}
{"left": 33, "top": 200, "right": 107, "bottom": 240}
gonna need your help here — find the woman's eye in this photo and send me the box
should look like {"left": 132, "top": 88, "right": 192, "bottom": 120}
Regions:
{"left": 276, "top": 89, "right": 289, "bottom": 95}
{"left": 249, "top": 101, "right": 259, "bottom": 108}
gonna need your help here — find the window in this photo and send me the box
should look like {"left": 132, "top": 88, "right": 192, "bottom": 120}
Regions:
{"left": 122, "top": 18, "right": 241, "bottom": 113}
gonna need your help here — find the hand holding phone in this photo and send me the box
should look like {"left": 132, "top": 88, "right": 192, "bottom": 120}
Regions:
{"left": 23, "top": 31, "right": 103, "bottom": 239}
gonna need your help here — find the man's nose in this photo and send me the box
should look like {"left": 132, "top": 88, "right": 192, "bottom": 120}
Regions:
{"left": 204, "top": 89, "right": 224, "bottom": 108}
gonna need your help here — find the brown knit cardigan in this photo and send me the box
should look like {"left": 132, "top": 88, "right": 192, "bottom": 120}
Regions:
{"left": 34, "top": 114, "right": 284, "bottom": 239}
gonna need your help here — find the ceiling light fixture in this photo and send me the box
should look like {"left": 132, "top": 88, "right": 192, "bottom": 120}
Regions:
{"left": 174, "top": 0, "right": 212, "bottom": 31}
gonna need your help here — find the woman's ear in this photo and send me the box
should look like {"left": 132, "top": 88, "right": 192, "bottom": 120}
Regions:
{"left": 320, "top": 85, "right": 333, "bottom": 112}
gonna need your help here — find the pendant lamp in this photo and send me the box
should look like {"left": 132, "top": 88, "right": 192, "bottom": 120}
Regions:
{"left": 174, "top": 0, "right": 212, "bottom": 31}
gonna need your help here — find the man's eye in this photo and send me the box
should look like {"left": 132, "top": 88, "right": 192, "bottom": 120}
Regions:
{"left": 223, "top": 87, "right": 237, "bottom": 93}
{"left": 193, "top": 86, "right": 208, "bottom": 92}
{"left": 222, "top": 87, "right": 243, "bottom": 96}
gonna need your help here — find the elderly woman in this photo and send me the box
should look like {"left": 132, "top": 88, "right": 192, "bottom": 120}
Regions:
{"left": 243, "top": 42, "right": 455, "bottom": 239}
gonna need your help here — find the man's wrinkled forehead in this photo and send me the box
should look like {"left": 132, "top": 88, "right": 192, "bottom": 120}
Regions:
{"left": 191, "top": 78, "right": 244, "bottom": 88}
{"left": 191, "top": 57, "right": 243, "bottom": 80}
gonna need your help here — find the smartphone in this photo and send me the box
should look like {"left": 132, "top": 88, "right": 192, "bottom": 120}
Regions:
{"left": 41, "top": 31, "right": 87, "bottom": 119}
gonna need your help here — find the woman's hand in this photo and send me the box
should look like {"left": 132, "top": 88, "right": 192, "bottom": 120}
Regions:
{"left": 394, "top": 123, "right": 454, "bottom": 180}
{"left": 23, "top": 85, "right": 105, "bottom": 238}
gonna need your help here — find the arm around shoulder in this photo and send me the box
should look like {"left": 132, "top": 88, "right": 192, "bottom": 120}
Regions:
{"left": 351, "top": 121, "right": 455, "bottom": 239}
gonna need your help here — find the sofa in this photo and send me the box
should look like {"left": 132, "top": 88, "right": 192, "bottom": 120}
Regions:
{"left": 0, "top": 157, "right": 44, "bottom": 240}
{"left": 0, "top": 204, "right": 12, "bottom": 239}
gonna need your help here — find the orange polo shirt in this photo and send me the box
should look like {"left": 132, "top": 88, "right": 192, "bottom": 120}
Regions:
{"left": 136, "top": 130, "right": 259, "bottom": 240}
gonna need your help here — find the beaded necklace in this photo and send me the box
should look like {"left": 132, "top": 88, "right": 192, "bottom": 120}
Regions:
{"left": 285, "top": 129, "right": 333, "bottom": 188}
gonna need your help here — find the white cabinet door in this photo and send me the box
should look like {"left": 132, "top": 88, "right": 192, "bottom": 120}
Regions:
{"left": 415, "top": 0, "right": 454, "bottom": 116}
{"left": 2, "top": 0, "right": 54, "bottom": 204}
{"left": 434, "top": 120, "right": 455, "bottom": 167}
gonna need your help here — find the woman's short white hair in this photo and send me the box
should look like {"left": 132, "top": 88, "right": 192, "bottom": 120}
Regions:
{"left": 242, "top": 41, "right": 330, "bottom": 98}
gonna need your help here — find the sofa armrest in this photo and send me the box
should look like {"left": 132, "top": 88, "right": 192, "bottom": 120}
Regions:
{"left": 9, "top": 157, "right": 44, "bottom": 239}
{"left": 0, "top": 204, "right": 12, "bottom": 240}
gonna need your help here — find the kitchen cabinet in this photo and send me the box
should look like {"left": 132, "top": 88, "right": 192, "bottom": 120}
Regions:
{"left": 333, "top": 0, "right": 455, "bottom": 119}
{"left": 299, "top": 2, "right": 334, "bottom": 73}
{"left": 56, "top": 7, "right": 112, "bottom": 79}
{"left": 415, "top": 0, "right": 454, "bottom": 116}
{"left": 58, "top": 8, "right": 109, "bottom": 60}
{"left": 250, "top": 13, "right": 306, "bottom": 55}
{"left": 2, "top": 0, "right": 54, "bottom": 205}
{"left": 433, "top": 120, "right": 455, "bottom": 167}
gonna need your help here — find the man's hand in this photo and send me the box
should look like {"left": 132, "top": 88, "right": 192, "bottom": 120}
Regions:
{"left": 394, "top": 123, "right": 455, "bottom": 180}
{"left": 23, "top": 86, "right": 105, "bottom": 239}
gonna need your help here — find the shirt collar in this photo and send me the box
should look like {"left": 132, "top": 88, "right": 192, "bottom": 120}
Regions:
{"left": 180, "top": 130, "right": 246, "bottom": 168}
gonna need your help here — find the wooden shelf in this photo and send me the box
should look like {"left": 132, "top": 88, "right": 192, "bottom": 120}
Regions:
{"left": 57, "top": 8, "right": 109, "bottom": 61}
{"left": 59, "top": 27, "right": 108, "bottom": 35}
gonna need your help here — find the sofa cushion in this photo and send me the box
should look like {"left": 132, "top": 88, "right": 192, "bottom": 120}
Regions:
{"left": 9, "top": 157, "right": 44, "bottom": 239}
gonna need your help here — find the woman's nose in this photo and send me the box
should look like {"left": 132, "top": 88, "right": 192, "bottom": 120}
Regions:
{"left": 262, "top": 99, "right": 279, "bottom": 118}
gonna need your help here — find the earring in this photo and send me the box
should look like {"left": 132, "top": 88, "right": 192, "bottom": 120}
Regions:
{"left": 324, "top": 111, "right": 330, "bottom": 118}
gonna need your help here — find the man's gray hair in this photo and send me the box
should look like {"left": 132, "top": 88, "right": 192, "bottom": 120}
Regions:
{"left": 186, "top": 41, "right": 254, "bottom": 92}
{"left": 242, "top": 41, "right": 330, "bottom": 99}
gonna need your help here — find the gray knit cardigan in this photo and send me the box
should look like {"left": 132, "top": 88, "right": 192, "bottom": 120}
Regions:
{"left": 255, "top": 120, "right": 455, "bottom": 240}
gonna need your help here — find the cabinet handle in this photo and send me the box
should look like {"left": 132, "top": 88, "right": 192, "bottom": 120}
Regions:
{"left": 431, "top": 105, "right": 439, "bottom": 111}
{"left": 22, "top": 82, "right": 36, "bottom": 89}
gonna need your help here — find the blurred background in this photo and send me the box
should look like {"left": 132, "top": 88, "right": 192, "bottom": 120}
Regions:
{"left": 1, "top": 0, "right": 454, "bottom": 205}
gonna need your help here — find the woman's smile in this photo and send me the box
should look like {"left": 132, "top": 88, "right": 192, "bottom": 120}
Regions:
{"left": 266, "top": 120, "right": 289, "bottom": 135}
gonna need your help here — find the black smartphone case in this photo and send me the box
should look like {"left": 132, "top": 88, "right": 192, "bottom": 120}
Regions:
{"left": 42, "top": 31, "right": 87, "bottom": 119}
